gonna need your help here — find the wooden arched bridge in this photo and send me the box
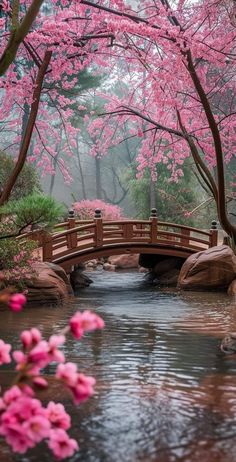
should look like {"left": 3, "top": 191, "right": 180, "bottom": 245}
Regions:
{"left": 32, "top": 209, "right": 218, "bottom": 273}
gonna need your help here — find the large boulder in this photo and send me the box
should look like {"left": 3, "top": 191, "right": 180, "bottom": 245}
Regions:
{"left": 26, "top": 262, "right": 72, "bottom": 304}
{"left": 178, "top": 245, "right": 236, "bottom": 291}
{"left": 108, "top": 254, "right": 139, "bottom": 269}
{"left": 228, "top": 279, "right": 236, "bottom": 297}
{"left": 70, "top": 268, "right": 93, "bottom": 290}
{"left": 46, "top": 262, "right": 73, "bottom": 294}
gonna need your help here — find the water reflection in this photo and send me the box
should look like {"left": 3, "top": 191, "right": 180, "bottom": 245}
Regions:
{"left": 1, "top": 270, "right": 236, "bottom": 462}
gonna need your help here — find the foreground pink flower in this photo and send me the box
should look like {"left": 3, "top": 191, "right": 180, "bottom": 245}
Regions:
{"left": 0, "top": 340, "right": 11, "bottom": 365}
{"left": 0, "top": 310, "right": 104, "bottom": 459}
{"left": 0, "top": 391, "right": 50, "bottom": 453}
{"left": 20, "top": 328, "right": 42, "bottom": 349}
{"left": 46, "top": 402, "right": 71, "bottom": 430}
{"left": 70, "top": 310, "right": 104, "bottom": 339}
{"left": 9, "top": 294, "right": 27, "bottom": 312}
{"left": 56, "top": 362, "right": 77, "bottom": 387}
{"left": 48, "top": 429, "right": 79, "bottom": 460}
{"left": 23, "top": 415, "right": 51, "bottom": 443}
{"left": 71, "top": 373, "right": 96, "bottom": 404}
{"left": 56, "top": 363, "right": 96, "bottom": 404}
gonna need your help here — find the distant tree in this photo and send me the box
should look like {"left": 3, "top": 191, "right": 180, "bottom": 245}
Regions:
{"left": 128, "top": 163, "right": 214, "bottom": 227}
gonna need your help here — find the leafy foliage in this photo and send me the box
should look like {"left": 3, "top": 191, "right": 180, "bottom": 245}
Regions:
{"left": 0, "top": 238, "right": 37, "bottom": 289}
{"left": 128, "top": 165, "right": 215, "bottom": 227}
{"left": 0, "top": 151, "right": 41, "bottom": 201}
{"left": 0, "top": 193, "right": 65, "bottom": 235}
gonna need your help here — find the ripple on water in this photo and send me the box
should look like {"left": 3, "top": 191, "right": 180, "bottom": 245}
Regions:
{"left": 1, "top": 270, "right": 236, "bottom": 462}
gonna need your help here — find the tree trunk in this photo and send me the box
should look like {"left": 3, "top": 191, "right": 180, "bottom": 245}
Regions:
{"left": 0, "top": 0, "right": 44, "bottom": 76}
{"left": 0, "top": 50, "right": 52, "bottom": 206}
{"left": 95, "top": 156, "right": 102, "bottom": 199}
{"left": 76, "top": 136, "right": 87, "bottom": 199}
{"left": 149, "top": 178, "right": 156, "bottom": 210}
{"left": 49, "top": 157, "right": 57, "bottom": 196}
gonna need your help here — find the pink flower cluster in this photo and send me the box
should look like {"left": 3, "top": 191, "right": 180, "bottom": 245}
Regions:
{"left": 8, "top": 293, "right": 27, "bottom": 312}
{"left": 56, "top": 362, "right": 96, "bottom": 404}
{"left": 0, "top": 310, "right": 104, "bottom": 459}
{"left": 0, "top": 386, "right": 78, "bottom": 459}
{"left": 0, "top": 340, "right": 11, "bottom": 366}
{"left": 73, "top": 199, "right": 123, "bottom": 220}
{"left": 13, "top": 328, "right": 66, "bottom": 378}
{"left": 70, "top": 310, "right": 104, "bottom": 339}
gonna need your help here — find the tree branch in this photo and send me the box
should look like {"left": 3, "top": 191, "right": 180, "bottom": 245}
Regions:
{"left": 0, "top": 0, "right": 44, "bottom": 76}
{"left": 0, "top": 50, "right": 52, "bottom": 205}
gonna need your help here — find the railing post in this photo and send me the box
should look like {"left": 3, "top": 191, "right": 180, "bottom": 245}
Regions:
{"left": 94, "top": 209, "right": 103, "bottom": 247}
{"left": 42, "top": 231, "right": 53, "bottom": 262}
{"left": 149, "top": 208, "right": 158, "bottom": 243}
{"left": 181, "top": 228, "right": 190, "bottom": 246}
{"left": 67, "top": 209, "right": 77, "bottom": 249}
{"left": 209, "top": 220, "right": 218, "bottom": 247}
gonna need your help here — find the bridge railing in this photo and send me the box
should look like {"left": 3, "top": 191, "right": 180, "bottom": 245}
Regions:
{"left": 41, "top": 209, "right": 218, "bottom": 262}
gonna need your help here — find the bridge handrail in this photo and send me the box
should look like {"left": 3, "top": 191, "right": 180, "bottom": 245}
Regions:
{"left": 50, "top": 220, "right": 213, "bottom": 245}
{"left": 52, "top": 218, "right": 212, "bottom": 237}
{"left": 53, "top": 223, "right": 96, "bottom": 239}
{"left": 157, "top": 221, "right": 211, "bottom": 236}
{"left": 102, "top": 220, "right": 212, "bottom": 236}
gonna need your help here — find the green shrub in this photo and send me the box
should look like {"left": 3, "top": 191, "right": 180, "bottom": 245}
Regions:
{"left": 0, "top": 193, "right": 65, "bottom": 235}
{"left": 0, "top": 238, "right": 38, "bottom": 289}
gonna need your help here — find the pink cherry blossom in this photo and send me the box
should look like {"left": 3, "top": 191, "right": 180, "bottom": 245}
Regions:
{"left": 70, "top": 310, "right": 104, "bottom": 339}
{"left": 3, "top": 386, "right": 24, "bottom": 405}
{"left": 48, "top": 335, "right": 65, "bottom": 363}
{"left": 73, "top": 200, "right": 123, "bottom": 220}
{"left": 56, "top": 363, "right": 96, "bottom": 404}
{"left": 9, "top": 294, "right": 26, "bottom": 312}
{"left": 48, "top": 429, "right": 79, "bottom": 460}
{"left": 70, "top": 373, "right": 96, "bottom": 404}
{"left": 56, "top": 362, "right": 78, "bottom": 387}
{"left": 46, "top": 402, "right": 71, "bottom": 430}
{"left": 0, "top": 340, "right": 11, "bottom": 365}
{"left": 0, "top": 392, "right": 50, "bottom": 453}
{"left": 20, "top": 330, "right": 32, "bottom": 349}
{"left": 32, "top": 377, "right": 48, "bottom": 388}
{"left": 23, "top": 415, "right": 51, "bottom": 443}
{"left": 28, "top": 340, "right": 50, "bottom": 368}
{"left": 20, "top": 328, "right": 42, "bottom": 349}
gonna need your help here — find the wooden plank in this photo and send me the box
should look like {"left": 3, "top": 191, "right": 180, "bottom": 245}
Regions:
{"left": 150, "top": 218, "right": 157, "bottom": 243}
{"left": 210, "top": 229, "right": 218, "bottom": 247}
{"left": 123, "top": 223, "right": 133, "bottom": 240}
{"left": 42, "top": 232, "right": 53, "bottom": 262}
{"left": 181, "top": 228, "right": 190, "bottom": 246}
{"left": 94, "top": 218, "right": 103, "bottom": 247}
{"left": 67, "top": 217, "right": 77, "bottom": 249}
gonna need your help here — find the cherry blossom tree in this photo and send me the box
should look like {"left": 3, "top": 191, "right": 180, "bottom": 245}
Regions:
{"left": 0, "top": 0, "right": 113, "bottom": 203}
{"left": 1, "top": 0, "right": 236, "bottom": 243}
{"left": 76, "top": 0, "right": 236, "bottom": 243}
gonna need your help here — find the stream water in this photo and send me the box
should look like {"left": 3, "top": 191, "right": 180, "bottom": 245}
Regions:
{"left": 1, "top": 269, "right": 236, "bottom": 462}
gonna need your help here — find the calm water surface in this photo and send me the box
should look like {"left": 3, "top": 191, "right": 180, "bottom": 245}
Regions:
{"left": 1, "top": 269, "right": 236, "bottom": 462}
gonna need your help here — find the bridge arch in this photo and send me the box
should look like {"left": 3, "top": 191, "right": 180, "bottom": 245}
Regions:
{"left": 51, "top": 243, "right": 195, "bottom": 273}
